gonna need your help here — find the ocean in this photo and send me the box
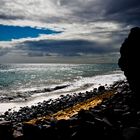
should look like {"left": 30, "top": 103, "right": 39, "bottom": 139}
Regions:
{"left": 0, "top": 63, "right": 125, "bottom": 112}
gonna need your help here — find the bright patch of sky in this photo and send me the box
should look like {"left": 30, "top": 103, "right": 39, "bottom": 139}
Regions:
{"left": 0, "top": 24, "right": 61, "bottom": 41}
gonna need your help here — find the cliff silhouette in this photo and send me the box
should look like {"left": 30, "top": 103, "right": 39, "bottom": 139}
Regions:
{"left": 118, "top": 27, "right": 140, "bottom": 99}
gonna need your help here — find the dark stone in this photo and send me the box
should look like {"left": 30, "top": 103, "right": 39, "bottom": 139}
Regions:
{"left": 98, "top": 86, "right": 105, "bottom": 92}
{"left": 54, "top": 85, "right": 69, "bottom": 91}
{"left": 78, "top": 109, "right": 95, "bottom": 121}
{"left": 0, "top": 121, "right": 13, "bottom": 140}
{"left": 22, "top": 123, "right": 40, "bottom": 139}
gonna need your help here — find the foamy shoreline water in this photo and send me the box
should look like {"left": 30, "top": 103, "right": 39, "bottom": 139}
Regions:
{"left": 0, "top": 72, "right": 125, "bottom": 113}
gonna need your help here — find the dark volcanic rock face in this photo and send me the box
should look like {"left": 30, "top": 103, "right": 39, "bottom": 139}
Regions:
{"left": 118, "top": 27, "right": 140, "bottom": 95}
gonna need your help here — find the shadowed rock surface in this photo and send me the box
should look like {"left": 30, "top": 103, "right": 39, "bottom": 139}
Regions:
{"left": 118, "top": 27, "right": 140, "bottom": 96}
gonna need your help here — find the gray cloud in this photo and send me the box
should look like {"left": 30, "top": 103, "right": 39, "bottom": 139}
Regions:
{"left": 104, "top": 0, "right": 140, "bottom": 25}
{"left": 105, "top": 0, "right": 140, "bottom": 13}
{"left": 0, "top": 14, "right": 24, "bottom": 20}
{"left": 15, "top": 39, "right": 118, "bottom": 57}
{"left": 0, "top": 0, "right": 139, "bottom": 25}
{"left": 56, "top": 0, "right": 140, "bottom": 26}
{"left": 0, "top": 0, "right": 139, "bottom": 63}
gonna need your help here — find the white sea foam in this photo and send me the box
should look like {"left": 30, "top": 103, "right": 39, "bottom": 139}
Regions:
{"left": 0, "top": 71, "right": 125, "bottom": 113}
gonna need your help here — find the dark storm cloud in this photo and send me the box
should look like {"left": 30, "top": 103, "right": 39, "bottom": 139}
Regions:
{"left": 54, "top": 0, "right": 139, "bottom": 26}
{"left": 106, "top": 0, "right": 140, "bottom": 13}
{"left": 104, "top": 0, "right": 140, "bottom": 25}
{"left": 0, "top": 14, "right": 24, "bottom": 20}
{"left": 16, "top": 39, "right": 117, "bottom": 57}
{"left": 59, "top": 0, "right": 140, "bottom": 26}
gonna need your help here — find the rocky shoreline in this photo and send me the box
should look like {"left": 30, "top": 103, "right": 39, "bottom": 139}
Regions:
{"left": 0, "top": 79, "right": 140, "bottom": 140}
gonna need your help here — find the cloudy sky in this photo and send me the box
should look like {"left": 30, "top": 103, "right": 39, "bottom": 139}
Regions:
{"left": 0, "top": 0, "right": 140, "bottom": 63}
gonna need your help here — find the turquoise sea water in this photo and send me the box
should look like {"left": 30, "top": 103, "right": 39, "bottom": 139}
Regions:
{"left": 0, "top": 63, "right": 124, "bottom": 102}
